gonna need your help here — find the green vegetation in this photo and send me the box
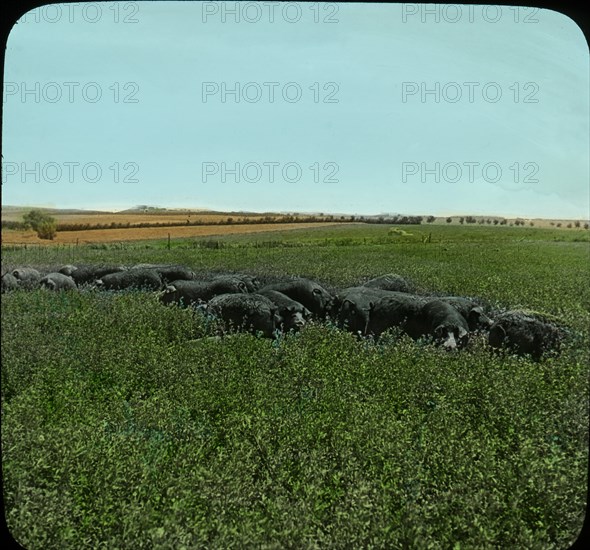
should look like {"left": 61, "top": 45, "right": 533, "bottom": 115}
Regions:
{"left": 22, "top": 209, "right": 58, "bottom": 240}
{"left": 2, "top": 224, "right": 588, "bottom": 548}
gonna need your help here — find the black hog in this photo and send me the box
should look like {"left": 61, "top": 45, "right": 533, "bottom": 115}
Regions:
{"left": 60, "top": 264, "right": 127, "bottom": 286}
{"left": 160, "top": 277, "right": 248, "bottom": 307}
{"left": 1, "top": 272, "right": 20, "bottom": 292}
{"left": 97, "top": 269, "right": 163, "bottom": 291}
{"left": 40, "top": 272, "right": 77, "bottom": 291}
{"left": 366, "top": 292, "right": 426, "bottom": 339}
{"left": 419, "top": 300, "right": 470, "bottom": 350}
{"left": 12, "top": 267, "right": 42, "bottom": 289}
{"left": 130, "top": 264, "right": 195, "bottom": 284}
{"left": 437, "top": 296, "right": 493, "bottom": 331}
{"left": 209, "top": 272, "right": 261, "bottom": 292}
{"left": 207, "top": 293, "right": 280, "bottom": 338}
{"left": 231, "top": 273, "right": 262, "bottom": 293}
{"left": 259, "top": 278, "right": 333, "bottom": 318}
{"left": 257, "top": 289, "right": 310, "bottom": 332}
{"left": 362, "top": 273, "right": 415, "bottom": 293}
{"left": 333, "top": 287, "right": 393, "bottom": 335}
{"left": 488, "top": 311, "right": 564, "bottom": 361}
{"left": 58, "top": 264, "right": 78, "bottom": 277}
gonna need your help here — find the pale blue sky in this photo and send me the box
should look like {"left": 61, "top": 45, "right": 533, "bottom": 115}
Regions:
{"left": 2, "top": 2, "right": 589, "bottom": 218}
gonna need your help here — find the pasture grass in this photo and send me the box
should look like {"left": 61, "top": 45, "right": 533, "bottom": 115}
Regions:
{"left": 2, "top": 224, "right": 589, "bottom": 548}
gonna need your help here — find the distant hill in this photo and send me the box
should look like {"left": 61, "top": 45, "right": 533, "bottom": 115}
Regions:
{"left": 2, "top": 206, "right": 111, "bottom": 215}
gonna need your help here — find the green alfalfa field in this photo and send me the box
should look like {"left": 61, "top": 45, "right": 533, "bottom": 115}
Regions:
{"left": 2, "top": 224, "right": 589, "bottom": 548}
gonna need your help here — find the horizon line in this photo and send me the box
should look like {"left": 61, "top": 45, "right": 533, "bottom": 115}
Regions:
{"left": 1, "top": 205, "right": 588, "bottom": 223}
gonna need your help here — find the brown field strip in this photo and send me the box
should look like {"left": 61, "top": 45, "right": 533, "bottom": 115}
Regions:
{"left": 2, "top": 213, "right": 276, "bottom": 225}
{"left": 1, "top": 222, "right": 344, "bottom": 246}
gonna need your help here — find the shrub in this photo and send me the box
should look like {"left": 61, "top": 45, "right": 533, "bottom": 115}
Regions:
{"left": 23, "top": 209, "right": 58, "bottom": 240}
{"left": 37, "top": 220, "right": 57, "bottom": 240}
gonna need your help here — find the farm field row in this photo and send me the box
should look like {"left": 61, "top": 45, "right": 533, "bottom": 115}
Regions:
{"left": 1, "top": 222, "right": 344, "bottom": 245}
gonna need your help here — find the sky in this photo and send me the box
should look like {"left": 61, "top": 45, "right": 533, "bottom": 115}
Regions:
{"left": 2, "top": 2, "right": 589, "bottom": 218}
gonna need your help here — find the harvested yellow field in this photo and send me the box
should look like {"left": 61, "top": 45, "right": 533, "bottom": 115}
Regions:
{"left": 2, "top": 211, "right": 278, "bottom": 225}
{"left": 1, "top": 222, "right": 343, "bottom": 246}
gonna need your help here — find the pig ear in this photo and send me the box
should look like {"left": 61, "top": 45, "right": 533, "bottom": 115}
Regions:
{"left": 312, "top": 288, "right": 321, "bottom": 295}
{"left": 458, "top": 327, "right": 469, "bottom": 345}
{"left": 468, "top": 309, "right": 479, "bottom": 324}
{"left": 287, "top": 305, "right": 295, "bottom": 313}
{"left": 489, "top": 325, "right": 506, "bottom": 347}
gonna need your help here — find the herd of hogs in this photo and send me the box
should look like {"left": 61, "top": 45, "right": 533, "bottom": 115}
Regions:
{"left": 2, "top": 263, "right": 567, "bottom": 361}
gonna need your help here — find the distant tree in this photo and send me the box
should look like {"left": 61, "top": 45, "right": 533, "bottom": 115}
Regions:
{"left": 529, "top": 222, "right": 534, "bottom": 226}
{"left": 426, "top": 215, "right": 436, "bottom": 223}
{"left": 567, "top": 223, "right": 572, "bottom": 228}
{"left": 556, "top": 223, "right": 562, "bottom": 227}
{"left": 550, "top": 222, "right": 555, "bottom": 226}
{"left": 493, "top": 219, "right": 499, "bottom": 225}
{"left": 23, "top": 209, "right": 47, "bottom": 231}
{"left": 459, "top": 217, "right": 465, "bottom": 224}
{"left": 23, "top": 209, "right": 57, "bottom": 240}
{"left": 500, "top": 219, "right": 507, "bottom": 225}
{"left": 486, "top": 219, "right": 491, "bottom": 224}
{"left": 584, "top": 223, "right": 589, "bottom": 230}
{"left": 446, "top": 217, "right": 452, "bottom": 224}
{"left": 574, "top": 220, "right": 580, "bottom": 228}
